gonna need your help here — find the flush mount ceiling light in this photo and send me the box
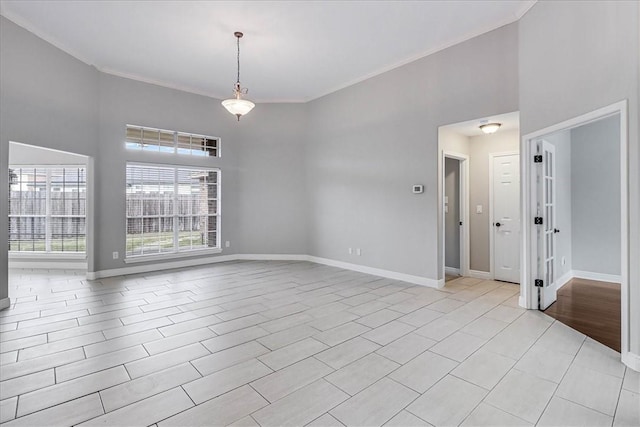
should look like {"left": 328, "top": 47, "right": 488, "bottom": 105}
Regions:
{"left": 479, "top": 122, "right": 501, "bottom": 134}
{"left": 221, "top": 31, "right": 255, "bottom": 121}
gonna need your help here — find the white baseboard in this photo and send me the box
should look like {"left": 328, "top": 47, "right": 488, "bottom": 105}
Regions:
{"left": 307, "top": 256, "right": 442, "bottom": 289}
{"left": 86, "top": 254, "right": 239, "bottom": 280}
{"left": 518, "top": 295, "right": 527, "bottom": 309}
{"left": 86, "top": 253, "right": 441, "bottom": 289}
{"left": 571, "top": 270, "right": 621, "bottom": 284}
{"left": 622, "top": 351, "right": 640, "bottom": 372}
{"left": 445, "top": 267, "right": 460, "bottom": 276}
{"left": 551, "top": 270, "right": 619, "bottom": 293}
{"left": 9, "top": 260, "right": 87, "bottom": 270}
{"left": 556, "top": 271, "right": 573, "bottom": 291}
{"left": 235, "top": 254, "right": 309, "bottom": 262}
{"left": 468, "top": 270, "right": 492, "bottom": 280}
{"left": 0, "top": 298, "right": 10, "bottom": 310}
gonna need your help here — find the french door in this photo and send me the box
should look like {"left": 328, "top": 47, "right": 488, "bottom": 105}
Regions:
{"left": 537, "top": 140, "right": 557, "bottom": 309}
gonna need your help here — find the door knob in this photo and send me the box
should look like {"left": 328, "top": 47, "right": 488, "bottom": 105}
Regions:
{"left": 495, "top": 222, "right": 501, "bottom": 227}
{"left": 554, "top": 228, "right": 560, "bottom": 233}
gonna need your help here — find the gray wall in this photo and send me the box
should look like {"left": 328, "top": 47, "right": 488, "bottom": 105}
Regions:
{"left": 234, "top": 103, "right": 309, "bottom": 255}
{"left": 544, "top": 130, "right": 572, "bottom": 280}
{"left": 96, "top": 67, "right": 309, "bottom": 270}
{"left": 571, "top": 115, "right": 620, "bottom": 276}
{"left": 306, "top": 23, "right": 519, "bottom": 279}
{"left": 95, "top": 73, "right": 241, "bottom": 271}
{"left": 444, "top": 158, "right": 460, "bottom": 269}
{"left": 0, "top": 139, "right": 7, "bottom": 301}
{"left": 468, "top": 130, "right": 519, "bottom": 272}
{"left": 0, "top": 15, "right": 99, "bottom": 299}
{"left": 0, "top": 16, "right": 309, "bottom": 281}
{"left": 519, "top": 0, "right": 639, "bottom": 355}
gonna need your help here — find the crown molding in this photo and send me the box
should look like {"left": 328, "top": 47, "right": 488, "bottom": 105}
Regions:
{"left": 2, "top": 2, "right": 538, "bottom": 104}
{"left": 515, "top": 0, "right": 538, "bottom": 19}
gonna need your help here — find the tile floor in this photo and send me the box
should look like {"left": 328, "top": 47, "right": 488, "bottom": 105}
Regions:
{"left": 0, "top": 261, "right": 638, "bottom": 427}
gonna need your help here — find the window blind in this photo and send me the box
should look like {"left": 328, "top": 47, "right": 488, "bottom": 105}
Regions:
{"left": 8, "top": 166, "right": 86, "bottom": 253}
{"left": 126, "top": 164, "right": 219, "bottom": 258}
{"left": 126, "top": 125, "right": 219, "bottom": 157}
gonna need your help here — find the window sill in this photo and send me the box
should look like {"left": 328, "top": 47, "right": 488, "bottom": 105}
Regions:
{"left": 124, "top": 248, "right": 223, "bottom": 264}
{"left": 9, "top": 252, "right": 87, "bottom": 260}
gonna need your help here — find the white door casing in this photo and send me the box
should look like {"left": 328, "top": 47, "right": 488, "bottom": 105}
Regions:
{"left": 538, "top": 140, "right": 557, "bottom": 309}
{"left": 492, "top": 153, "right": 520, "bottom": 283}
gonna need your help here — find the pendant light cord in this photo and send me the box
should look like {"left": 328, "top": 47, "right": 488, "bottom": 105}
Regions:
{"left": 236, "top": 35, "right": 241, "bottom": 85}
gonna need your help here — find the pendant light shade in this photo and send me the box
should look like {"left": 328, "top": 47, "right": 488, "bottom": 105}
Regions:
{"left": 222, "top": 85, "right": 255, "bottom": 117}
{"left": 221, "top": 98, "right": 255, "bottom": 117}
{"left": 222, "top": 32, "right": 254, "bottom": 121}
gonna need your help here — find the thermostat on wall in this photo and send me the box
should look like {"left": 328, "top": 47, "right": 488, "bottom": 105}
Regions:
{"left": 412, "top": 185, "right": 424, "bottom": 194}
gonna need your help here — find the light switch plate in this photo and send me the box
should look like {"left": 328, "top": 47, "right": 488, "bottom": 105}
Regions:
{"left": 412, "top": 185, "right": 424, "bottom": 194}
{"left": 476, "top": 205, "right": 483, "bottom": 214}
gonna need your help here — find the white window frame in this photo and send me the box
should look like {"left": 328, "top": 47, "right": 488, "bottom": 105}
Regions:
{"left": 125, "top": 125, "right": 221, "bottom": 158}
{"left": 124, "top": 162, "right": 221, "bottom": 263}
{"left": 8, "top": 165, "right": 87, "bottom": 255}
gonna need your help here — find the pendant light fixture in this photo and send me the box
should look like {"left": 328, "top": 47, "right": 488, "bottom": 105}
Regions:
{"left": 221, "top": 31, "right": 255, "bottom": 121}
{"left": 479, "top": 122, "right": 501, "bottom": 134}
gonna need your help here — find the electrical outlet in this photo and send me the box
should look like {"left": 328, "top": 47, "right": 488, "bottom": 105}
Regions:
{"left": 356, "top": 248, "right": 362, "bottom": 256}
{"left": 348, "top": 248, "right": 353, "bottom": 255}
{"left": 112, "top": 251, "right": 119, "bottom": 260}
{"left": 225, "top": 241, "right": 230, "bottom": 248}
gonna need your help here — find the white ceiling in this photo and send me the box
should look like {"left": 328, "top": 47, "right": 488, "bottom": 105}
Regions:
{"left": 441, "top": 111, "right": 520, "bottom": 137}
{"left": 0, "top": 1, "right": 536, "bottom": 103}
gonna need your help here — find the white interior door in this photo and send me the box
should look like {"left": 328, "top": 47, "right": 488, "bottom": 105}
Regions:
{"left": 538, "top": 140, "right": 557, "bottom": 309}
{"left": 492, "top": 153, "right": 520, "bottom": 283}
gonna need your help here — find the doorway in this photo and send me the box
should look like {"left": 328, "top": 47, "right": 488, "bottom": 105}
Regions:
{"left": 438, "top": 111, "right": 520, "bottom": 284}
{"left": 444, "top": 155, "right": 467, "bottom": 279}
{"left": 521, "top": 101, "right": 629, "bottom": 364}
{"left": 7, "top": 142, "right": 92, "bottom": 272}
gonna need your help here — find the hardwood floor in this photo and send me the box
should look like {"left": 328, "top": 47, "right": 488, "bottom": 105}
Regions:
{"left": 543, "top": 278, "right": 621, "bottom": 352}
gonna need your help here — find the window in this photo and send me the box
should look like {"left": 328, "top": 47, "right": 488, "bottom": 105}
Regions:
{"left": 8, "top": 166, "right": 86, "bottom": 253}
{"left": 126, "top": 164, "right": 219, "bottom": 258}
{"left": 126, "top": 125, "right": 219, "bottom": 157}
